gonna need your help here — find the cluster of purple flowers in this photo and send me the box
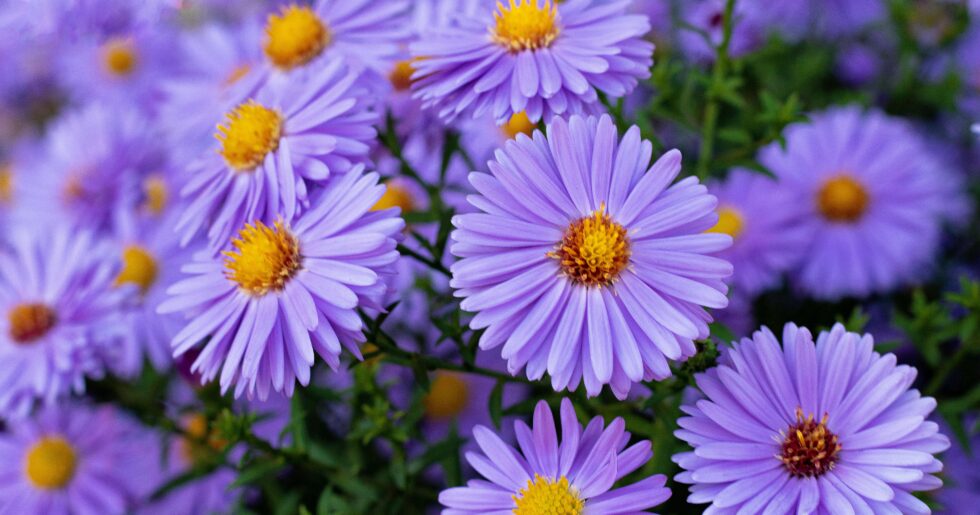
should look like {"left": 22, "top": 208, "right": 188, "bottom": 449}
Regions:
{"left": 0, "top": 0, "right": 974, "bottom": 513}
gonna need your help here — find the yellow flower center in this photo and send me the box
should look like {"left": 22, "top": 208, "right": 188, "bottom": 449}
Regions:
{"left": 102, "top": 38, "right": 138, "bottom": 77}
{"left": 493, "top": 0, "right": 560, "bottom": 52}
{"left": 817, "top": 175, "right": 868, "bottom": 223}
{"left": 550, "top": 204, "right": 630, "bottom": 288}
{"left": 7, "top": 303, "right": 57, "bottom": 344}
{"left": 501, "top": 111, "right": 536, "bottom": 139}
{"left": 513, "top": 474, "right": 584, "bottom": 514}
{"left": 223, "top": 220, "right": 302, "bottom": 295}
{"left": 0, "top": 164, "right": 13, "bottom": 204}
{"left": 179, "top": 414, "right": 229, "bottom": 466}
{"left": 706, "top": 206, "right": 744, "bottom": 239}
{"left": 216, "top": 100, "right": 283, "bottom": 171}
{"left": 115, "top": 245, "right": 159, "bottom": 294}
{"left": 264, "top": 5, "right": 331, "bottom": 70}
{"left": 25, "top": 436, "right": 77, "bottom": 490}
{"left": 423, "top": 372, "right": 469, "bottom": 419}
{"left": 389, "top": 59, "right": 417, "bottom": 91}
{"left": 779, "top": 408, "right": 841, "bottom": 478}
{"left": 371, "top": 182, "right": 415, "bottom": 213}
{"left": 142, "top": 176, "right": 168, "bottom": 215}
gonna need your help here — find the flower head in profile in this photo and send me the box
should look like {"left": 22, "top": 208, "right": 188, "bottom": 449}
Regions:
{"left": 161, "top": 169, "right": 403, "bottom": 399}
{"left": 450, "top": 115, "right": 731, "bottom": 398}
{"left": 0, "top": 402, "right": 159, "bottom": 514}
{"left": 0, "top": 229, "right": 132, "bottom": 418}
{"left": 759, "top": 106, "right": 963, "bottom": 300}
{"left": 674, "top": 323, "right": 949, "bottom": 514}
{"left": 176, "top": 58, "right": 377, "bottom": 249}
{"left": 439, "top": 398, "right": 671, "bottom": 514}
{"left": 411, "top": 0, "right": 654, "bottom": 123}
{"left": 258, "top": 0, "right": 410, "bottom": 76}
{"left": 707, "top": 168, "right": 808, "bottom": 296}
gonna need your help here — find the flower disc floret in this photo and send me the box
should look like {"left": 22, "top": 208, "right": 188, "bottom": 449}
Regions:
{"left": 223, "top": 221, "right": 301, "bottom": 295}
{"left": 216, "top": 101, "right": 283, "bottom": 171}
{"left": 492, "top": 0, "right": 560, "bottom": 52}
{"left": 264, "top": 5, "right": 331, "bottom": 70}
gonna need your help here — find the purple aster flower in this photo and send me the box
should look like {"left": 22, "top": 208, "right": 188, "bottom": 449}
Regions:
{"left": 0, "top": 402, "right": 159, "bottom": 514}
{"left": 160, "top": 168, "right": 403, "bottom": 400}
{"left": 0, "top": 228, "right": 132, "bottom": 418}
{"left": 255, "top": 0, "right": 410, "bottom": 78}
{"left": 678, "top": 0, "right": 762, "bottom": 63}
{"left": 759, "top": 106, "right": 963, "bottom": 300}
{"left": 674, "top": 323, "right": 949, "bottom": 514}
{"left": 411, "top": 0, "right": 655, "bottom": 123}
{"left": 706, "top": 168, "right": 808, "bottom": 297}
{"left": 175, "top": 58, "right": 377, "bottom": 249}
{"left": 110, "top": 205, "right": 200, "bottom": 376}
{"left": 450, "top": 114, "right": 732, "bottom": 398}
{"left": 937, "top": 416, "right": 980, "bottom": 513}
{"left": 14, "top": 103, "right": 158, "bottom": 232}
{"left": 438, "top": 398, "right": 671, "bottom": 513}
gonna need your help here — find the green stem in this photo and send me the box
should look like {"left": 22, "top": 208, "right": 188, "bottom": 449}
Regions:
{"left": 695, "top": 0, "right": 736, "bottom": 180}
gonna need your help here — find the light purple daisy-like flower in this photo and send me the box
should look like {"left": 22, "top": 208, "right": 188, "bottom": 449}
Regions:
{"left": 438, "top": 398, "right": 671, "bottom": 513}
{"left": 160, "top": 168, "right": 403, "bottom": 399}
{"left": 674, "top": 323, "right": 949, "bottom": 514}
{"left": 0, "top": 229, "right": 132, "bottom": 418}
{"left": 759, "top": 106, "right": 963, "bottom": 300}
{"left": 0, "top": 402, "right": 159, "bottom": 515}
{"left": 411, "top": 0, "right": 654, "bottom": 123}
{"left": 110, "top": 205, "right": 200, "bottom": 376}
{"left": 256, "top": 0, "right": 410, "bottom": 78}
{"left": 450, "top": 114, "right": 731, "bottom": 398}
{"left": 15, "top": 103, "right": 158, "bottom": 232}
{"left": 937, "top": 416, "right": 980, "bottom": 513}
{"left": 706, "top": 168, "right": 808, "bottom": 297}
{"left": 175, "top": 57, "right": 377, "bottom": 249}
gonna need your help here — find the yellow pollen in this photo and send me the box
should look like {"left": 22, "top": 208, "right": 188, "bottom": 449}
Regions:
{"left": 423, "top": 372, "right": 469, "bottom": 420}
{"left": 115, "top": 245, "right": 159, "bottom": 294}
{"left": 102, "top": 38, "right": 138, "bottom": 77}
{"left": 501, "top": 111, "right": 536, "bottom": 139}
{"left": 223, "top": 220, "right": 302, "bottom": 295}
{"left": 817, "top": 175, "right": 869, "bottom": 223}
{"left": 180, "top": 414, "right": 229, "bottom": 465}
{"left": 25, "top": 436, "right": 77, "bottom": 490}
{"left": 224, "top": 63, "right": 252, "bottom": 87}
{"left": 389, "top": 59, "right": 417, "bottom": 91}
{"left": 216, "top": 100, "right": 283, "bottom": 171}
{"left": 8, "top": 303, "right": 57, "bottom": 344}
{"left": 493, "top": 0, "right": 560, "bottom": 52}
{"left": 142, "top": 176, "right": 168, "bottom": 215}
{"left": 549, "top": 204, "right": 630, "bottom": 288}
{"left": 706, "top": 206, "right": 745, "bottom": 239}
{"left": 371, "top": 182, "right": 415, "bottom": 213}
{"left": 513, "top": 474, "right": 584, "bottom": 515}
{"left": 264, "top": 5, "right": 331, "bottom": 70}
{"left": 0, "top": 164, "right": 12, "bottom": 204}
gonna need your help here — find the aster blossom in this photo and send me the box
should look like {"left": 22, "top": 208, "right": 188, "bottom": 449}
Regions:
{"left": 450, "top": 114, "right": 731, "bottom": 398}
{"left": 438, "top": 398, "right": 671, "bottom": 514}
{"left": 411, "top": 0, "right": 654, "bottom": 123}
{"left": 0, "top": 229, "right": 132, "bottom": 418}
{"left": 257, "top": 0, "right": 410, "bottom": 76}
{"left": 161, "top": 168, "right": 403, "bottom": 399}
{"left": 673, "top": 323, "right": 949, "bottom": 514}
{"left": 759, "top": 106, "right": 963, "bottom": 300}
{"left": 176, "top": 57, "right": 377, "bottom": 249}
{"left": 707, "top": 168, "right": 808, "bottom": 296}
{"left": 0, "top": 402, "right": 159, "bottom": 515}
